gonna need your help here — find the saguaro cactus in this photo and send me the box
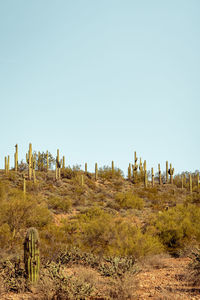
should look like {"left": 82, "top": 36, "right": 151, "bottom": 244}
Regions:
{"left": 24, "top": 227, "right": 40, "bottom": 284}
{"left": 158, "top": 164, "right": 162, "bottom": 185}
{"left": 112, "top": 161, "right": 114, "bottom": 177}
{"left": 28, "top": 143, "right": 32, "bottom": 180}
{"left": 144, "top": 160, "right": 147, "bottom": 188}
{"left": 151, "top": 167, "right": 154, "bottom": 187}
{"left": 166, "top": 161, "right": 169, "bottom": 184}
{"left": 23, "top": 176, "right": 26, "bottom": 195}
{"left": 56, "top": 149, "right": 61, "bottom": 180}
{"left": 62, "top": 156, "right": 65, "bottom": 172}
{"left": 85, "top": 163, "right": 87, "bottom": 173}
{"left": 128, "top": 163, "right": 131, "bottom": 180}
{"left": 169, "top": 163, "right": 174, "bottom": 184}
{"left": 5, "top": 156, "right": 8, "bottom": 174}
{"left": 197, "top": 173, "right": 199, "bottom": 191}
{"left": 95, "top": 163, "right": 98, "bottom": 181}
{"left": 46, "top": 151, "right": 49, "bottom": 171}
{"left": 133, "top": 151, "right": 138, "bottom": 182}
{"left": 15, "top": 144, "right": 18, "bottom": 171}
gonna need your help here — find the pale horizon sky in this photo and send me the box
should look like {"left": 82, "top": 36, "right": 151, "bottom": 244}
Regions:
{"left": 0, "top": 1, "right": 199, "bottom": 175}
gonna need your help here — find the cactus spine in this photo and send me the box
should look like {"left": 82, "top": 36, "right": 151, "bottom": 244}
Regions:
{"left": 15, "top": 144, "right": 18, "bottom": 171}
{"left": 24, "top": 228, "right": 40, "bottom": 284}
{"left": 151, "top": 167, "right": 154, "bottom": 187}
{"left": 95, "top": 163, "right": 98, "bottom": 181}
{"left": 189, "top": 174, "right": 192, "bottom": 194}
{"left": 158, "top": 164, "right": 162, "bottom": 185}
{"left": 166, "top": 161, "right": 169, "bottom": 183}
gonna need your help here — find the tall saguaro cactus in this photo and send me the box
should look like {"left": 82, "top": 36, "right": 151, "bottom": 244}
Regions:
{"left": 56, "top": 149, "right": 61, "bottom": 180}
{"left": 133, "top": 151, "right": 138, "bottom": 182}
{"left": 112, "top": 161, "right": 114, "bottom": 177}
{"left": 46, "top": 151, "right": 49, "bottom": 171}
{"left": 166, "top": 161, "right": 169, "bottom": 184}
{"left": 158, "top": 164, "right": 162, "bottom": 185}
{"left": 169, "top": 163, "right": 174, "bottom": 184}
{"left": 151, "top": 167, "right": 154, "bottom": 187}
{"left": 128, "top": 163, "right": 131, "bottom": 180}
{"left": 95, "top": 163, "right": 98, "bottom": 181}
{"left": 85, "top": 163, "right": 87, "bottom": 173}
{"left": 28, "top": 143, "right": 32, "bottom": 180}
{"left": 15, "top": 144, "right": 18, "bottom": 171}
{"left": 144, "top": 160, "right": 147, "bottom": 188}
{"left": 24, "top": 228, "right": 40, "bottom": 284}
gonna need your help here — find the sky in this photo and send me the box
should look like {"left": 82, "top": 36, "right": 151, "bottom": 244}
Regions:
{"left": 0, "top": 0, "right": 199, "bottom": 175}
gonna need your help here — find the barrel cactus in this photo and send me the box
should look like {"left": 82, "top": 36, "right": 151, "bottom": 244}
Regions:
{"left": 24, "top": 227, "right": 40, "bottom": 283}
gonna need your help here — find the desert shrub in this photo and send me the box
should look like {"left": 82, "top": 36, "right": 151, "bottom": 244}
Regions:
{"left": 189, "top": 248, "right": 200, "bottom": 286}
{"left": 0, "top": 190, "right": 52, "bottom": 250}
{"left": 67, "top": 207, "right": 163, "bottom": 258}
{"left": 0, "top": 257, "right": 25, "bottom": 293}
{"left": 62, "top": 165, "right": 81, "bottom": 179}
{"left": 0, "top": 183, "right": 7, "bottom": 201}
{"left": 153, "top": 204, "right": 200, "bottom": 255}
{"left": 98, "top": 166, "right": 124, "bottom": 180}
{"left": 115, "top": 192, "right": 144, "bottom": 210}
{"left": 48, "top": 196, "right": 72, "bottom": 213}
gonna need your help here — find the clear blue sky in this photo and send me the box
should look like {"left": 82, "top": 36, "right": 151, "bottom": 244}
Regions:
{"left": 0, "top": 0, "right": 199, "bottom": 174}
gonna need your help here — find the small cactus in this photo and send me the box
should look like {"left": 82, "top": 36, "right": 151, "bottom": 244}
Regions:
{"left": 24, "top": 227, "right": 40, "bottom": 284}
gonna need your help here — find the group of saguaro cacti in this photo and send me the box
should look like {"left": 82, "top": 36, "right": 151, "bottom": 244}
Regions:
{"left": 24, "top": 227, "right": 40, "bottom": 284}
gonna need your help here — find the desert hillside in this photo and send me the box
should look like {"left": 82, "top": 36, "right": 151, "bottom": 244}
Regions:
{"left": 0, "top": 146, "right": 200, "bottom": 299}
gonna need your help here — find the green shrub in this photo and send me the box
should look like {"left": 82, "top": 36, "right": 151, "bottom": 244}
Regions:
{"left": 98, "top": 166, "right": 124, "bottom": 180}
{"left": 48, "top": 196, "right": 72, "bottom": 213}
{"left": 67, "top": 207, "right": 163, "bottom": 258}
{"left": 153, "top": 204, "right": 200, "bottom": 254}
{"left": 115, "top": 192, "right": 144, "bottom": 210}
